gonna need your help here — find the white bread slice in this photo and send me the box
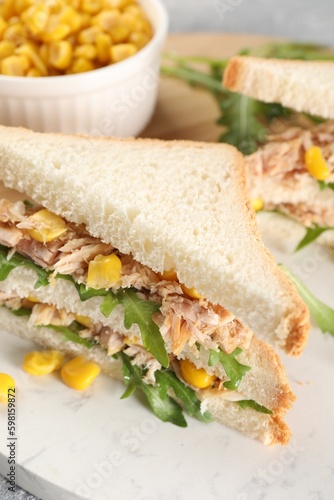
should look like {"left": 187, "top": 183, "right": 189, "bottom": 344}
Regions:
{"left": 0, "top": 305, "right": 293, "bottom": 445}
{"left": 223, "top": 56, "right": 334, "bottom": 119}
{"left": 0, "top": 126, "right": 309, "bottom": 355}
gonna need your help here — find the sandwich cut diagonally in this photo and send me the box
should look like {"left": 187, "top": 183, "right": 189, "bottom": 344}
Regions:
{"left": 0, "top": 126, "right": 310, "bottom": 444}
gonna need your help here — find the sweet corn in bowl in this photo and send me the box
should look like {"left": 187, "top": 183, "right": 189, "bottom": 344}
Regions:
{"left": 0, "top": 0, "right": 168, "bottom": 135}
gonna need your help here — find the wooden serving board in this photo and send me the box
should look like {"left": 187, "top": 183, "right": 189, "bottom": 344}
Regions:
{"left": 141, "top": 33, "right": 279, "bottom": 142}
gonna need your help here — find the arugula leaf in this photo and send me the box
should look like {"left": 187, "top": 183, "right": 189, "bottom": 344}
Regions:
{"left": 0, "top": 245, "right": 51, "bottom": 288}
{"left": 119, "top": 289, "right": 169, "bottom": 368}
{"left": 100, "top": 293, "right": 119, "bottom": 318}
{"left": 119, "top": 352, "right": 187, "bottom": 427}
{"left": 44, "top": 322, "right": 96, "bottom": 348}
{"left": 318, "top": 180, "right": 334, "bottom": 191}
{"left": 208, "top": 347, "right": 251, "bottom": 391}
{"left": 295, "top": 225, "right": 331, "bottom": 251}
{"left": 280, "top": 264, "right": 334, "bottom": 336}
{"left": 74, "top": 282, "right": 109, "bottom": 301}
{"left": 9, "top": 307, "right": 31, "bottom": 317}
{"left": 155, "top": 370, "right": 213, "bottom": 423}
{"left": 237, "top": 399, "right": 273, "bottom": 414}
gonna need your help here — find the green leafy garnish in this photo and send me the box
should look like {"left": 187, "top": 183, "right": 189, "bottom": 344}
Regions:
{"left": 318, "top": 180, "right": 334, "bottom": 191}
{"left": 44, "top": 322, "right": 96, "bottom": 348}
{"left": 208, "top": 347, "right": 251, "bottom": 390}
{"left": 155, "top": 369, "right": 213, "bottom": 423}
{"left": 0, "top": 245, "right": 51, "bottom": 288}
{"left": 100, "top": 293, "right": 119, "bottom": 317}
{"left": 162, "top": 42, "right": 334, "bottom": 154}
{"left": 119, "top": 352, "right": 187, "bottom": 427}
{"left": 295, "top": 225, "right": 332, "bottom": 251}
{"left": 9, "top": 307, "right": 31, "bottom": 317}
{"left": 237, "top": 399, "right": 273, "bottom": 414}
{"left": 280, "top": 264, "right": 334, "bottom": 336}
{"left": 118, "top": 289, "right": 168, "bottom": 368}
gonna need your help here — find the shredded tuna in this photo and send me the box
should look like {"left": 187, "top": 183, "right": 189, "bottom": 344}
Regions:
{"left": 124, "top": 344, "right": 162, "bottom": 385}
{"left": 0, "top": 199, "right": 26, "bottom": 223}
{"left": 15, "top": 238, "right": 63, "bottom": 268}
{"left": 99, "top": 326, "right": 125, "bottom": 355}
{"left": 29, "top": 303, "right": 75, "bottom": 326}
{"left": 54, "top": 242, "right": 114, "bottom": 276}
{"left": 0, "top": 224, "right": 23, "bottom": 247}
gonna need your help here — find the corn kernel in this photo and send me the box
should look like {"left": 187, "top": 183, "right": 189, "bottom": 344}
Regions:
{"left": 109, "top": 24, "right": 130, "bottom": 43}
{"left": 58, "top": 6, "right": 82, "bottom": 33}
{"left": 180, "top": 359, "right": 216, "bottom": 389}
{"left": 49, "top": 40, "right": 73, "bottom": 69}
{"left": 104, "top": 0, "right": 134, "bottom": 8}
{"left": 14, "top": 0, "right": 33, "bottom": 15}
{"left": 160, "top": 269, "right": 178, "bottom": 281}
{"left": 87, "top": 253, "right": 122, "bottom": 289}
{"left": 74, "top": 314, "right": 93, "bottom": 328}
{"left": 66, "top": 56, "right": 95, "bottom": 74}
{"left": 81, "top": 0, "right": 102, "bottom": 14}
{"left": 110, "top": 42, "right": 136, "bottom": 62}
{"left": 128, "top": 31, "right": 150, "bottom": 49}
{"left": 27, "top": 295, "right": 40, "bottom": 303}
{"left": 42, "top": 23, "right": 71, "bottom": 42}
{"left": 181, "top": 284, "right": 201, "bottom": 300}
{"left": 1, "top": 0, "right": 16, "bottom": 21}
{"left": 0, "top": 40, "right": 15, "bottom": 60}
{"left": 15, "top": 42, "right": 47, "bottom": 75}
{"left": 0, "top": 373, "right": 15, "bottom": 404}
{"left": 74, "top": 43, "right": 97, "bottom": 60}
{"left": 124, "top": 335, "right": 139, "bottom": 345}
{"left": 0, "top": 17, "right": 7, "bottom": 38}
{"left": 27, "top": 209, "right": 68, "bottom": 243}
{"left": 95, "top": 32, "right": 111, "bottom": 64}
{"left": 251, "top": 198, "right": 264, "bottom": 212}
{"left": 91, "top": 9, "right": 121, "bottom": 31}
{"left": 61, "top": 355, "right": 101, "bottom": 391}
{"left": 305, "top": 146, "right": 331, "bottom": 181}
{"left": 21, "top": 5, "right": 49, "bottom": 36}
{"left": 77, "top": 25, "right": 100, "bottom": 44}
{"left": 23, "top": 350, "right": 65, "bottom": 376}
{"left": 3, "top": 23, "right": 25, "bottom": 45}
{"left": 1, "top": 54, "right": 29, "bottom": 75}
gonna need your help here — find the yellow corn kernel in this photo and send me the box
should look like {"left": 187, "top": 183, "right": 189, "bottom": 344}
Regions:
{"left": 49, "top": 40, "right": 73, "bottom": 69}
{"left": 14, "top": 0, "right": 33, "bottom": 15}
{"left": 251, "top": 198, "right": 264, "bottom": 212}
{"left": 66, "top": 56, "right": 95, "bottom": 74}
{"left": 27, "top": 209, "right": 68, "bottom": 243}
{"left": 95, "top": 32, "right": 111, "bottom": 64}
{"left": 74, "top": 314, "right": 93, "bottom": 328}
{"left": 1, "top": 54, "right": 29, "bottom": 75}
{"left": 0, "top": 40, "right": 15, "bottom": 60}
{"left": 27, "top": 295, "right": 40, "bottom": 303}
{"left": 91, "top": 9, "right": 121, "bottom": 31}
{"left": 109, "top": 24, "right": 130, "bottom": 43}
{"left": 181, "top": 284, "right": 201, "bottom": 300}
{"left": 74, "top": 43, "right": 97, "bottom": 60}
{"left": 58, "top": 6, "right": 82, "bottom": 33}
{"left": 121, "top": 12, "right": 137, "bottom": 31}
{"left": 1, "top": 0, "right": 15, "bottom": 21}
{"left": 42, "top": 23, "right": 71, "bottom": 42}
{"left": 0, "top": 373, "right": 15, "bottom": 404}
{"left": 305, "top": 146, "right": 331, "bottom": 181}
{"left": 26, "top": 67, "right": 41, "bottom": 77}
{"left": 61, "top": 355, "right": 101, "bottom": 391}
{"left": 128, "top": 31, "right": 150, "bottom": 49}
{"left": 15, "top": 43, "right": 48, "bottom": 75}
{"left": 77, "top": 25, "right": 100, "bottom": 44}
{"left": 0, "top": 17, "right": 7, "bottom": 38}
{"left": 180, "top": 359, "right": 216, "bottom": 389}
{"left": 110, "top": 42, "right": 136, "bottom": 62}
{"left": 2, "top": 23, "right": 25, "bottom": 45}
{"left": 81, "top": 0, "right": 102, "bottom": 14}
{"left": 104, "top": 0, "right": 134, "bottom": 8}
{"left": 21, "top": 5, "right": 50, "bottom": 36}
{"left": 87, "top": 253, "right": 122, "bottom": 289}
{"left": 160, "top": 269, "right": 178, "bottom": 281}
{"left": 134, "top": 17, "right": 153, "bottom": 36}
{"left": 23, "top": 350, "right": 65, "bottom": 376}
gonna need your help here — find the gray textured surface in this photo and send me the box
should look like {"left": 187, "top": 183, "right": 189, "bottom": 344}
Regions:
{"left": 1, "top": 1, "right": 334, "bottom": 499}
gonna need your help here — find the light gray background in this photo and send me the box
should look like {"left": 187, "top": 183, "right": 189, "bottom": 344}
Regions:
{"left": 1, "top": 0, "right": 334, "bottom": 499}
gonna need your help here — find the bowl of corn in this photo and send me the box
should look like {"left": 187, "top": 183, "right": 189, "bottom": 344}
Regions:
{"left": 0, "top": 0, "right": 168, "bottom": 136}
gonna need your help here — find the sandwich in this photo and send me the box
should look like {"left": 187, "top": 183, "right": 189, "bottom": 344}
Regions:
{"left": 223, "top": 56, "right": 334, "bottom": 247}
{"left": 0, "top": 126, "right": 309, "bottom": 444}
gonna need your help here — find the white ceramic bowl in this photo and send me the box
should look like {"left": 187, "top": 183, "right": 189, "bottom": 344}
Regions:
{"left": 0, "top": 0, "right": 168, "bottom": 137}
